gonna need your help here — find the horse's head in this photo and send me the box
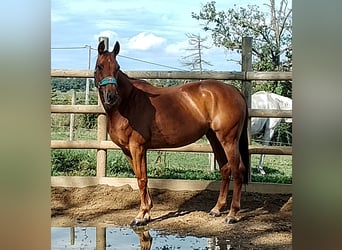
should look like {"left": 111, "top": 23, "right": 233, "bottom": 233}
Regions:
{"left": 94, "top": 40, "right": 121, "bottom": 107}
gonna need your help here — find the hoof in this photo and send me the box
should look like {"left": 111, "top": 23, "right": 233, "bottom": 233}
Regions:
{"left": 209, "top": 210, "right": 221, "bottom": 217}
{"left": 225, "top": 217, "right": 238, "bottom": 224}
{"left": 130, "top": 218, "right": 150, "bottom": 227}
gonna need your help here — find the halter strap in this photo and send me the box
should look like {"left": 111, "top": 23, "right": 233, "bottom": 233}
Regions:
{"left": 99, "top": 77, "right": 118, "bottom": 87}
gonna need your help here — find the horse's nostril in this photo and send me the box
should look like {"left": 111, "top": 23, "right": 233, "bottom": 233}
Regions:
{"left": 106, "top": 93, "right": 111, "bottom": 101}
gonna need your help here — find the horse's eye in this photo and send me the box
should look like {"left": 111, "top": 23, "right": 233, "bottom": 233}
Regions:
{"left": 97, "top": 65, "right": 103, "bottom": 71}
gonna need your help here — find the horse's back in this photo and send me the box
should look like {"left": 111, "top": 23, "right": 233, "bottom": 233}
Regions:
{"left": 172, "top": 80, "right": 246, "bottom": 119}
{"left": 180, "top": 80, "right": 245, "bottom": 105}
{"left": 253, "top": 91, "right": 292, "bottom": 110}
{"left": 135, "top": 79, "right": 246, "bottom": 115}
{"left": 269, "top": 92, "right": 292, "bottom": 110}
{"left": 134, "top": 79, "right": 242, "bottom": 98}
{"left": 252, "top": 91, "right": 272, "bottom": 109}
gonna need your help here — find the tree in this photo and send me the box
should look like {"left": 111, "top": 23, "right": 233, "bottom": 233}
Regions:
{"left": 192, "top": 0, "right": 292, "bottom": 95}
{"left": 180, "top": 33, "right": 212, "bottom": 72}
{"left": 193, "top": 0, "right": 292, "bottom": 146}
{"left": 51, "top": 78, "right": 92, "bottom": 92}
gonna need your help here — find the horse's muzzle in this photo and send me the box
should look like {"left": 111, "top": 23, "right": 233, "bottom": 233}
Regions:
{"left": 99, "top": 84, "right": 118, "bottom": 106}
{"left": 104, "top": 92, "right": 120, "bottom": 106}
{"left": 104, "top": 91, "right": 119, "bottom": 105}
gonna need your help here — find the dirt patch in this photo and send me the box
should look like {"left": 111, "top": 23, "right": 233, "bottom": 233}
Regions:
{"left": 51, "top": 184, "right": 292, "bottom": 249}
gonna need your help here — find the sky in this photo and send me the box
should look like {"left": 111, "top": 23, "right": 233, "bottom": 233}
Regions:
{"left": 51, "top": 0, "right": 278, "bottom": 71}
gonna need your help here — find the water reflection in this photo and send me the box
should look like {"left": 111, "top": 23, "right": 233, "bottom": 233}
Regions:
{"left": 51, "top": 226, "right": 232, "bottom": 249}
{"left": 133, "top": 228, "right": 153, "bottom": 250}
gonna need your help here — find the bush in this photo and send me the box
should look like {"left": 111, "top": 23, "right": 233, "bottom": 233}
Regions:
{"left": 251, "top": 166, "right": 292, "bottom": 183}
{"left": 51, "top": 149, "right": 96, "bottom": 176}
{"left": 273, "top": 122, "right": 292, "bottom": 146}
{"left": 107, "top": 152, "right": 134, "bottom": 177}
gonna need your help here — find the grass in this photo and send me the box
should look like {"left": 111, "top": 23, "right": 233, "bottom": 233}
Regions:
{"left": 250, "top": 154, "right": 292, "bottom": 183}
{"left": 51, "top": 147, "right": 292, "bottom": 184}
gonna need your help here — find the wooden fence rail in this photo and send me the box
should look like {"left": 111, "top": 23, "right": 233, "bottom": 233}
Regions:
{"left": 51, "top": 69, "right": 292, "bottom": 81}
{"left": 51, "top": 140, "right": 292, "bottom": 155}
{"left": 51, "top": 104, "right": 292, "bottom": 118}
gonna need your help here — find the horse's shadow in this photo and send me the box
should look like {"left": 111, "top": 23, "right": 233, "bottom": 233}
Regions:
{"left": 149, "top": 189, "right": 220, "bottom": 223}
{"left": 148, "top": 185, "right": 290, "bottom": 223}
{"left": 150, "top": 210, "right": 192, "bottom": 223}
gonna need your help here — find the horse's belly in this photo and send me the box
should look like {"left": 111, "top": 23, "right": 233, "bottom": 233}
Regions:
{"left": 149, "top": 123, "right": 207, "bottom": 149}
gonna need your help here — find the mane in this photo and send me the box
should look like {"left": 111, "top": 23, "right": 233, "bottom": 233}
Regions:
{"left": 119, "top": 70, "right": 157, "bottom": 87}
{"left": 119, "top": 70, "right": 133, "bottom": 80}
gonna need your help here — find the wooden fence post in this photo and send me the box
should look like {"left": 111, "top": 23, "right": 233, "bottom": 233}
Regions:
{"left": 96, "top": 226, "right": 106, "bottom": 250}
{"left": 70, "top": 227, "right": 75, "bottom": 245}
{"left": 241, "top": 37, "right": 253, "bottom": 106}
{"left": 209, "top": 153, "right": 216, "bottom": 172}
{"left": 95, "top": 36, "right": 110, "bottom": 179}
{"left": 241, "top": 37, "right": 252, "bottom": 182}
{"left": 69, "top": 89, "right": 76, "bottom": 141}
{"left": 97, "top": 94, "right": 107, "bottom": 178}
{"left": 97, "top": 114, "right": 107, "bottom": 177}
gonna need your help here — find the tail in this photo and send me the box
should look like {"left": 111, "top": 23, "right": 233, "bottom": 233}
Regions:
{"left": 239, "top": 105, "right": 250, "bottom": 184}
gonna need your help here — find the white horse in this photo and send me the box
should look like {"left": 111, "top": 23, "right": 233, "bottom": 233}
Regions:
{"left": 251, "top": 91, "right": 292, "bottom": 174}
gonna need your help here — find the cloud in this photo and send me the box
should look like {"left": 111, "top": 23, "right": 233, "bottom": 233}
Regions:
{"left": 51, "top": 12, "right": 68, "bottom": 23}
{"left": 127, "top": 33, "right": 165, "bottom": 50}
{"left": 165, "top": 40, "right": 189, "bottom": 54}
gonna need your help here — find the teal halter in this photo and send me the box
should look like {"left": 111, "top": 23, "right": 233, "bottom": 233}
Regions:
{"left": 99, "top": 77, "right": 118, "bottom": 87}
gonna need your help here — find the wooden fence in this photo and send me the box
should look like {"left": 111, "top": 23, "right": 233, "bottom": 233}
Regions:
{"left": 51, "top": 70, "right": 292, "bottom": 193}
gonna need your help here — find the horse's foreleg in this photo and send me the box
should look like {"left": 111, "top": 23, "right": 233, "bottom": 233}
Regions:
{"left": 129, "top": 145, "right": 153, "bottom": 226}
{"left": 136, "top": 175, "right": 153, "bottom": 224}
{"left": 133, "top": 229, "right": 152, "bottom": 250}
{"left": 257, "top": 154, "right": 266, "bottom": 175}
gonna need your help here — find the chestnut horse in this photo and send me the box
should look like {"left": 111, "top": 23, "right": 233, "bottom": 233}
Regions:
{"left": 94, "top": 40, "right": 250, "bottom": 226}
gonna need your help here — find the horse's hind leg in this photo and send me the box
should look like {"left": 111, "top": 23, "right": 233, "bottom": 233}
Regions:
{"left": 208, "top": 128, "right": 245, "bottom": 223}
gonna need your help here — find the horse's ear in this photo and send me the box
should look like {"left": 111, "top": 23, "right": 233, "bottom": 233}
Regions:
{"left": 113, "top": 41, "right": 120, "bottom": 56}
{"left": 98, "top": 40, "right": 105, "bottom": 55}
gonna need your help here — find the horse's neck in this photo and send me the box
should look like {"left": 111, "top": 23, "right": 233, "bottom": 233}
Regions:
{"left": 117, "top": 70, "right": 134, "bottom": 99}
{"left": 116, "top": 71, "right": 147, "bottom": 116}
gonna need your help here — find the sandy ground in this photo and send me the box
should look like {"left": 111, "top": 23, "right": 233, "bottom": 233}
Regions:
{"left": 51, "top": 184, "right": 292, "bottom": 249}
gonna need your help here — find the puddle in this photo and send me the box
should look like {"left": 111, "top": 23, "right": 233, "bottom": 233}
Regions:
{"left": 51, "top": 226, "right": 232, "bottom": 249}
